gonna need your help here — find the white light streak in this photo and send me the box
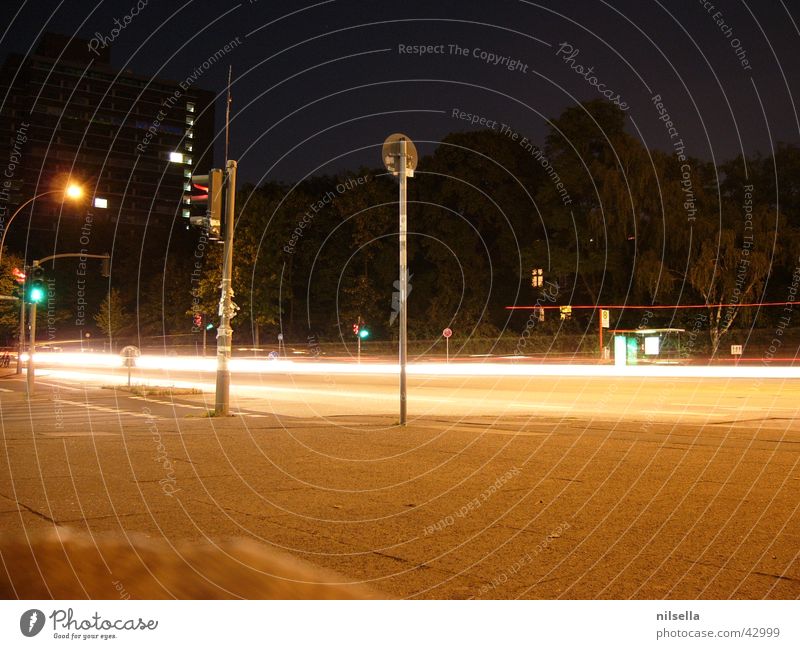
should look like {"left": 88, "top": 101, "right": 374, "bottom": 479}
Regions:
{"left": 23, "top": 352, "right": 800, "bottom": 379}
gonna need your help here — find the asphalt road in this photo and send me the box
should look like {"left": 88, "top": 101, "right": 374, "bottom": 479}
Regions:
{"left": 0, "top": 367, "right": 798, "bottom": 599}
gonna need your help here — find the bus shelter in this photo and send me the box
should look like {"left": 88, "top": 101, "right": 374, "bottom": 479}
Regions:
{"left": 611, "top": 328, "right": 685, "bottom": 366}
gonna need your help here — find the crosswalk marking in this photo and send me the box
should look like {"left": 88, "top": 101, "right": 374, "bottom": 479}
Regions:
{"left": 128, "top": 396, "right": 207, "bottom": 410}
{"left": 56, "top": 398, "right": 159, "bottom": 419}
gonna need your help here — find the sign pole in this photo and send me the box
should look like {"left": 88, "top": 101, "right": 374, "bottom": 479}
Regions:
{"left": 399, "top": 138, "right": 408, "bottom": 425}
{"left": 599, "top": 313, "right": 603, "bottom": 359}
{"left": 382, "top": 133, "right": 417, "bottom": 427}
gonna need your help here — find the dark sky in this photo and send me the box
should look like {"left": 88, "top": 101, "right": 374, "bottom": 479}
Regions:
{"left": 3, "top": 0, "right": 799, "bottom": 185}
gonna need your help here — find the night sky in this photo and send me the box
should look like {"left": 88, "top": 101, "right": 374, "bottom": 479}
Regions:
{"left": 3, "top": 0, "right": 799, "bottom": 185}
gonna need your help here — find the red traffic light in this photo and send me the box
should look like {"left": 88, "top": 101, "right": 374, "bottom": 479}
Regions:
{"left": 12, "top": 267, "right": 26, "bottom": 283}
{"left": 352, "top": 323, "right": 359, "bottom": 335}
{"left": 193, "top": 313, "right": 202, "bottom": 328}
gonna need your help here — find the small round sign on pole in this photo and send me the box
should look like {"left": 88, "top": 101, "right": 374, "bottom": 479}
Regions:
{"left": 119, "top": 345, "right": 140, "bottom": 387}
{"left": 443, "top": 328, "right": 453, "bottom": 363}
{"left": 382, "top": 133, "right": 418, "bottom": 177}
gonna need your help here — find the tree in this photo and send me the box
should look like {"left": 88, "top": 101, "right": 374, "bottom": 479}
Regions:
{"left": 687, "top": 227, "right": 770, "bottom": 354}
{"left": 0, "top": 249, "right": 25, "bottom": 340}
{"left": 94, "top": 288, "right": 127, "bottom": 348}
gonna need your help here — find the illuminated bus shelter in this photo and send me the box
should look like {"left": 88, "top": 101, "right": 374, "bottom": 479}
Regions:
{"left": 611, "top": 328, "right": 686, "bottom": 366}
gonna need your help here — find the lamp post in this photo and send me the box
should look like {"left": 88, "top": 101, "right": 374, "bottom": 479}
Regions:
{"left": 0, "top": 183, "right": 83, "bottom": 374}
{"left": 0, "top": 184, "right": 83, "bottom": 265}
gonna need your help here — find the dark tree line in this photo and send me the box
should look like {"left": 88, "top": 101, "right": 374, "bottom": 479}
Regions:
{"left": 5, "top": 99, "right": 798, "bottom": 353}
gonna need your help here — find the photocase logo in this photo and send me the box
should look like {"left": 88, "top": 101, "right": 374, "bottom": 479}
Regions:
{"left": 20, "top": 609, "right": 45, "bottom": 637}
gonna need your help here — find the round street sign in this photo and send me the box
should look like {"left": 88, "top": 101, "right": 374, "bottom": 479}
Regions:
{"left": 277, "top": 333, "right": 283, "bottom": 341}
{"left": 442, "top": 327, "right": 453, "bottom": 338}
{"left": 382, "top": 133, "right": 418, "bottom": 175}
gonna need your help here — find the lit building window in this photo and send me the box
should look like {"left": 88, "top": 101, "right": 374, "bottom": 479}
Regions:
{"left": 94, "top": 197, "right": 108, "bottom": 209}
{"left": 182, "top": 208, "right": 191, "bottom": 218}
{"left": 186, "top": 102, "right": 195, "bottom": 113}
{"left": 186, "top": 143, "right": 192, "bottom": 152}
{"left": 184, "top": 195, "right": 191, "bottom": 204}
{"left": 169, "top": 151, "right": 184, "bottom": 163}
{"left": 531, "top": 268, "right": 543, "bottom": 288}
{"left": 186, "top": 116, "right": 194, "bottom": 125}
{"left": 184, "top": 182, "right": 191, "bottom": 191}
{"left": 186, "top": 129, "right": 193, "bottom": 139}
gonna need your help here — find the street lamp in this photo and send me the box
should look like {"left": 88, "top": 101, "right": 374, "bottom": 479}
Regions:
{"left": 0, "top": 182, "right": 83, "bottom": 374}
{"left": 0, "top": 183, "right": 83, "bottom": 264}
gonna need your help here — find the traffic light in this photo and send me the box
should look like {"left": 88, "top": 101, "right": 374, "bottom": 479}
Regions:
{"left": 193, "top": 313, "right": 202, "bottom": 328}
{"left": 189, "top": 168, "right": 224, "bottom": 240}
{"left": 352, "top": 322, "right": 359, "bottom": 336}
{"left": 205, "top": 322, "right": 214, "bottom": 330}
{"left": 28, "top": 265, "right": 45, "bottom": 304}
{"left": 12, "top": 267, "right": 26, "bottom": 284}
{"left": 358, "top": 325, "right": 369, "bottom": 339}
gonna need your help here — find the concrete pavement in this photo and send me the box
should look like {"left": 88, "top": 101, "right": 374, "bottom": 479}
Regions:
{"left": 0, "top": 373, "right": 798, "bottom": 599}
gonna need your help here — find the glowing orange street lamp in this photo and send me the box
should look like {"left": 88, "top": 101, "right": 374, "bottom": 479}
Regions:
{"left": 0, "top": 182, "right": 83, "bottom": 265}
{"left": 65, "top": 183, "right": 83, "bottom": 200}
{"left": 0, "top": 181, "right": 84, "bottom": 377}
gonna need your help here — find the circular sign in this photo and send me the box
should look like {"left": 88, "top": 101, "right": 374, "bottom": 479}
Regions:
{"left": 442, "top": 328, "right": 453, "bottom": 338}
{"left": 277, "top": 333, "right": 284, "bottom": 341}
{"left": 119, "top": 345, "right": 140, "bottom": 358}
{"left": 382, "top": 133, "right": 418, "bottom": 174}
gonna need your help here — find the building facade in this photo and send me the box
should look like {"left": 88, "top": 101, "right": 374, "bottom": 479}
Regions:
{"left": 0, "top": 32, "right": 215, "bottom": 253}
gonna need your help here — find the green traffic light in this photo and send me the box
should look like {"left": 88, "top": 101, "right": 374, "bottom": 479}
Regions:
{"left": 29, "top": 286, "right": 45, "bottom": 303}
{"left": 358, "top": 328, "right": 369, "bottom": 339}
{"left": 205, "top": 322, "right": 214, "bottom": 330}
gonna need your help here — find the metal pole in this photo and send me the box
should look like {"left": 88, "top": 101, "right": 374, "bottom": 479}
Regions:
{"left": 357, "top": 333, "right": 361, "bottom": 364}
{"left": 599, "top": 313, "right": 603, "bottom": 360}
{"left": 26, "top": 302, "right": 36, "bottom": 396}
{"left": 202, "top": 323, "right": 207, "bottom": 357}
{"left": 215, "top": 159, "right": 237, "bottom": 415}
{"left": 399, "top": 139, "right": 408, "bottom": 425}
{"left": 16, "top": 293, "right": 25, "bottom": 375}
{"left": 446, "top": 337, "right": 449, "bottom": 364}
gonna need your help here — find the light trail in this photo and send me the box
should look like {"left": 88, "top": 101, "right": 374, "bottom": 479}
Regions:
{"left": 23, "top": 352, "right": 800, "bottom": 379}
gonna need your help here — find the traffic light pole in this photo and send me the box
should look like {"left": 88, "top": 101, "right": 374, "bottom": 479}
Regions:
{"left": 27, "top": 301, "right": 36, "bottom": 396}
{"left": 215, "top": 159, "right": 237, "bottom": 415}
{"left": 21, "top": 253, "right": 109, "bottom": 393}
{"left": 16, "top": 295, "right": 24, "bottom": 375}
{"left": 399, "top": 139, "right": 408, "bottom": 425}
